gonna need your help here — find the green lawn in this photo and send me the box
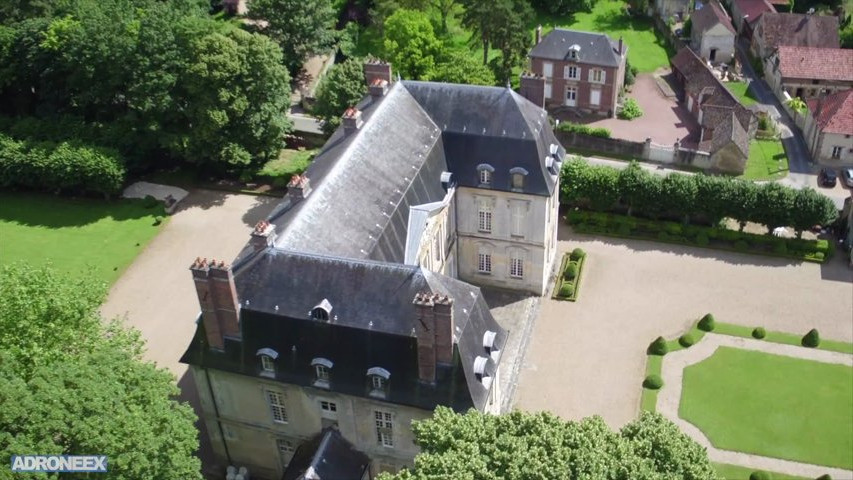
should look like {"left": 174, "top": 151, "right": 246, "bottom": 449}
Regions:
{"left": 724, "top": 81, "right": 759, "bottom": 106}
{"left": 680, "top": 347, "right": 853, "bottom": 469}
{"left": 0, "top": 192, "right": 166, "bottom": 286}
{"left": 713, "top": 463, "right": 809, "bottom": 480}
{"left": 257, "top": 148, "right": 318, "bottom": 187}
{"left": 741, "top": 139, "right": 789, "bottom": 181}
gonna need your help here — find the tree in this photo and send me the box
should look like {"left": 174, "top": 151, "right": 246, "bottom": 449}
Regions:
{"left": 790, "top": 187, "right": 837, "bottom": 237}
{"left": 752, "top": 182, "right": 795, "bottom": 232}
{"left": 369, "top": 0, "right": 430, "bottom": 30}
{"left": 0, "top": 264, "right": 201, "bottom": 479}
{"left": 377, "top": 408, "right": 719, "bottom": 479}
{"left": 530, "top": 0, "right": 595, "bottom": 16}
{"left": 313, "top": 58, "right": 369, "bottom": 134}
{"left": 246, "top": 0, "right": 336, "bottom": 74}
{"left": 661, "top": 173, "right": 698, "bottom": 223}
{"left": 383, "top": 9, "right": 444, "bottom": 79}
{"left": 431, "top": 0, "right": 458, "bottom": 32}
{"left": 462, "top": 0, "right": 533, "bottom": 82}
{"left": 786, "top": 96, "right": 807, "bottom": 113}
{"left": 431, "top": 50, "right": 496, "bottom": 85}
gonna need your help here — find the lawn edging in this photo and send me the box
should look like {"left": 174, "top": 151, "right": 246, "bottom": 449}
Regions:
{"left": 552, "top": 250, "right": 586, "bottom": 302}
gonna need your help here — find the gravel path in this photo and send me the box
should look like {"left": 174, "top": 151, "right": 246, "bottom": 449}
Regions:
{"left": 658, "top": 333, "right": 853, "bottom": 479}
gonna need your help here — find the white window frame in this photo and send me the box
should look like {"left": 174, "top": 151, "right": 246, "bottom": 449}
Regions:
{"left": 372, "top": 374, "right": 386, "bottom": 390}
{"left": 831, "top": 146, "right": 843, "bottom": 159}
{"left": 276, "top": 438, "right": 294, "bottom": 467}
{"left": 509, "top": 256, "right": 524, "bottom": 278}
{"left": 477, "top": 199, "right": 492, "bottom": 233}
{"left": 315, "top": 364, "right": 329, "bottom": 382}
{"left": 564, "top": 65, "right": 579, "bottom": 80}
{"left": 319, "top": 399, "right": 338, "bottom": 416}
{"left": 478, "top": 252, "right": 492, "bottom": 274}
{"left": 590, "top": 68, "right": 605, "bottom": 84}
{"left": 374, "top": 410, "right": 394, "bottom": 448}
{"left": 261, "top": 355, "right": 275, "bottom": 373}
{"left": 542, "top": 61, "right": 553, "bottom": 78}
{"left": 511, "top": 202, "right": 525, "bottom": 237}
{"left": 266, "top": 391, "right": 288, "bottom": 424}
{"left": 511, "top": 173, "right": 524, "bottom": 190}
{"left": 590, "top": 89, "right": 601, "bottom": 106}
{"left": 479, "top": 169, "right": 491, "bottom": 185}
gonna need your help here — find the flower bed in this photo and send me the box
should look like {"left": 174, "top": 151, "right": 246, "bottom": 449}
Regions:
{"left": 552, "top": 249, "right": 586, "bottom": 302}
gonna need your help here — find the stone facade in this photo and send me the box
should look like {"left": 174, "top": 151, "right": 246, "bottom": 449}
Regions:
{"left": 803, "top": 112, "right": 853, "bottom": 167}
{"left": 691, "top": 23, "right": 735, "bottom": 63}
{"left": 764, "top": 48, "right": 853, "bottom": 102}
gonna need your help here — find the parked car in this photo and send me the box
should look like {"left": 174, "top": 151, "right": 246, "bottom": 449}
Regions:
{"left": 819, "top": 167, "right": 837, "bottom": 187}
{"left": 842, "top": 168, "right": 853, "bottom": 188}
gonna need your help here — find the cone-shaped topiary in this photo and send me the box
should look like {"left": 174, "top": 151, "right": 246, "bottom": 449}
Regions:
{"left": 570, "top": 248, "right": 585, "bottom": 260}
{"left": 752, "top": 327, "right": 766, "bottom": 339}
{"left": 802, "top": 328, "right": 820, "bottom": 348}
{"left": 749, "top": 471, "right": 771, "bottom": 480}
{"left": 697, "top": 313, "right": 715, "bottom": 332}
{"left": 648, "top": 336, "right": 668, "bottom": 356}
{"left": 643, "top": 374, "right": 663, "bottom": 389}
{"left": 679, "top": 334, "right": 695, "bottom": 348}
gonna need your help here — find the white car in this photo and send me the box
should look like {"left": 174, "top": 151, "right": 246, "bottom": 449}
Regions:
{"left": 842, "top": 168, "right": 853, "bottom": 188}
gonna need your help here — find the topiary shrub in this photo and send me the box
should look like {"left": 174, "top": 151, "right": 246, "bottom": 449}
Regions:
{"left": 802, "top": 328, "right": 820, "bottom": 348}
{"left": 812, "top": 252, "right": 825, "bottom": 261}
{"left": 752, "top": 327, "right": 766, "bottom": 339}
{"left": 815, "top": 474, "right": 832, "bottom": 480}
{"left": 643, "top": 374, "right": 663, "bottom": 389}
{"left": 734, "top": 240, "right": 749, "bottom": 251}
{"left": 143, "top": 195, "right": 159, "bottom": 209}
{"left": 698, "top": 313, "right": 715, "bottom": 332}
{"left": 648, "top": 336, "right": 668, "bottom": 356}
{"left": 559, "top": 283, "right": 574, "bottom": 298}
{"left": 773, "top": 241, "right": 788, "bottom": 255}
{"left": 658, "top": 231, "right": 670, "bottom": 242}
{"left": 617, "top": 223, "right": 632, "bottom": 236}
{"left": 679, "top": 334, "right": 695, "bottom": 348}
{"left": 749, "top": 471, "right": 772, "bottom": 480}
{"left": 570, "top": 248, "right": 586, "bottom": 260}
{"left": 695, "top": 232, "right": 710, "bottom": 246}
{"left": 153, "top": 216, "right": 164, "bottom": 226}
{"left": 564, "top": 262, "right": 579, "bottom": 280}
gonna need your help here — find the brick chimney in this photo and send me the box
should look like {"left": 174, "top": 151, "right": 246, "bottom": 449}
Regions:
{"left": 287, "top": 173, "right": 312, "bottom": 200}
{"left": 363, "top": 59, "right": 393, "bottom": 87}
{"left": 618, "top": 36, "right": 624, "bottom": 55}
{"left": 413, "top": 292, "right": 436, "bottom": 384}
{"left": 250, "top": 220, "right": 276, "bottom": 252}
{"left": 190, "top": 257, "right": 241, "bottom": 350}
{"left": 519, "top": 72, "right": 546, "bottom": 108}
{"left": 369, "top": 78, "right": 390, "bottom": 100}
{"left": 433, "top": 294, "right": 455, "bottom": 364}
{"left": 535, "top": 25, "right": 542, "bottom": 45}
{"left": 342, "top": 107, "right": 363, "bottom": 134}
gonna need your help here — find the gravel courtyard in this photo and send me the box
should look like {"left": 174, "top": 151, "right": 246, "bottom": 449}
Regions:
{"left": 513, "top": 223, "right": 853, "bottom": 428}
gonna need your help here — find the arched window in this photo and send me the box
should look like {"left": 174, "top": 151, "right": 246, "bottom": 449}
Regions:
{"left": 311, "top": 357, "right": 333, "bottom": 388}
{"left": 367, "top": 367, "right": 391, "bottom": 397}
{"left": 311, "top": 299, "right": 332, "bottom": 321}
{"left": 256, "top": 348, "right": 279, "bottom": 377}
{"left": 476, "top": 164, "right": 495, "bottom": 186}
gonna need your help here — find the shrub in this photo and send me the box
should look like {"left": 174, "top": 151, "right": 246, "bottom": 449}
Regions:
{"left": 815, "top": 239, "right": 830, "bottom": 254}
{"left": 564, "top": 262, "right": 579, "bottom": 280}
{"left": 679, "top": 334, "right": 695, "bottom": 348}
{"left": 812, "top": 252, "right": 825, "bottom": 261}
{"left": 618, "top": 98, "right": 644, "bottom": 120}
{"left": 559, "top": 283, "right": 575, "bottom": 297}
{"left": 643, "top": 374, "right": 663, "bottom": 389}
{"left": 665, "top": 223, "right": 682, "bottom": 236}
{"left": 695, "top": 232, "right": 710, "bottom": 246}
{"left": 648, "top": 336, "right": 668, "bottom": 355}
{"left": 698, "top": 313, "right": 715, "bottom": 332}
{"left": 734, "top": 240, "right": 749, "bottom": 251}
{"left": 617, "top": 223, "right": 632, "bottom": 236}
{"left": 802, "top": 328, "right": 820, "bottom": 348}
{"left": 773, "top": 241, "right": 788, "bottom": 255}
{"left": 556, "top": 122, "right": 612, "bottom": 138}
{"left": 752, "top": 327, "right": 766, "bottom": 339}
{"left": 570, "top": 248, "right": 586, "bottom": 260}
{"left": 567, "top": 210, "right": 588, "bottom": 224}
{"left": 658, "top": 231, "right": 670, "bottom": 242}
{"left": 749, "top": 471, "right": 772, "bottom": 480}
{"left": 143, "top": 195, "right": 159, "bottom": 209}
{"left": 815, "top": 474, "right": 832, "bottom": 480}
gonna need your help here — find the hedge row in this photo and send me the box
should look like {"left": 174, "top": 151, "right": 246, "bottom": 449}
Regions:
{"left": 0, "top": 134, "right": 125, "bottom": 196}
{"left": 553, "top": 249, "right": 586, "bottom": 301}
{"left": 555, "top": 122, "right": 612, "bottom": 138}
{"left": 560, "top": 159, "right": 838, "bottom": 235}
{"left": 568, "top": 211, "right": 832, "bottom": 263}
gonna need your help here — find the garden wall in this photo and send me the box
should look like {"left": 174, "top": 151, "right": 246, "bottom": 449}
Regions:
{"left": 556, "top": 131, "right": 720, "bottom": 171}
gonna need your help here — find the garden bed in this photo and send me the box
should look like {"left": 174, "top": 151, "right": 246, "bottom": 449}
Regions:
{"left": 552, "top": 249, "right": 586, "bottom": 302}
{"left": 567, "top": 211, "right": 832, "bottom": 263}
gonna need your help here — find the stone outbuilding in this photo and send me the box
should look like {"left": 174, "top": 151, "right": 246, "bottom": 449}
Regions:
{"left": 690, "top": 0, "right": 736, "bottom": 64}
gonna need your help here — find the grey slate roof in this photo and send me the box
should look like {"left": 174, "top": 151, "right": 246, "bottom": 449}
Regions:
{"left": 282, "top": 428, "right": 370, "bottom": 480}
{"left": 529, "top": 28, "right": 622, "bottom": 67}
{"left": 181, "top": 249, "right": 507, "bottom": 412}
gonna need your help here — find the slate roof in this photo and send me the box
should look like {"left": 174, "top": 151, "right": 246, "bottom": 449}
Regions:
{"left": 774, "top": 46, "right": 853, "bottom": 82}
{"left": 755, "top": 12, "right": 840, "bottom": 53}
{"left": 807, "top": 89, "right": 853, "bottom": 135}
{"left": 181, "top": 249, "right": 507, "bottom": 412}
{"left": 282, "top": 428, "right": 370, "bottom": 480}
{"left": 732, "top": 0, "right": 775, "bottom": 26}
{"left": 692, "top": 0, "right": 736, "bottom": 34}
{"left": 529, "top": 29, "right": 623, "bottom": 67}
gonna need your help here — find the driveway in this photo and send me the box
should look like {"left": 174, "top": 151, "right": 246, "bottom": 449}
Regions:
{"left": 584, "top": 74, "right": 698, "bottom": 145}
{"left": 513, "top": 223, "right": 853, "bottom": 429}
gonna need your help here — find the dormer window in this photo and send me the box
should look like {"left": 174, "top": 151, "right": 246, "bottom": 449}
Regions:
{"left": 568, "top": 44, "right": 581, "bottom": 60}
{"left": 509, "top": 167, "right": 528, "bottom": 191}
{"left": 256, "top": 348, "right": 279, "bottom": 377}
{"left": 367, "top": 367, "right": 391, "bottom": 398}
{"left": 311, "top": 357, "right": 333, "bottom": 388}
{"left": 311, "top": 299, "right": 332, "bottom": 321}
{"left": 483, "top": 331, "right": 500, "bottom": 362}
{"left": 477, "top": 164, "right": 495, "bottom": 186}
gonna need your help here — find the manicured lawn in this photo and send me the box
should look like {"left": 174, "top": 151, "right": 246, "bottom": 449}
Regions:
{"left": 714, "top": 323, "right": 853, "bottom": 355}
{"left": 741, "top": 139, "right": 789, "bottom": 181}
{"left": 532, "top": 1, "right": 671, "bottom": 73}
{"left": 724, "top": 81, "right": 759, "bottom": 107}
{"left": 713, "top": 463, "right": 809, "bottom": 480}
{"left": 256, "top": 148, "right": 318, "bottom": 186}
{"left": 0, "top": 192, "right": 166, "bottom": 286}
{"left": 680, "top": 347, "right": 853, "bottom": 469}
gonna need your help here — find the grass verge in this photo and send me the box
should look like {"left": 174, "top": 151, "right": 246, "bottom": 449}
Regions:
{"left": 741, "top": 139, "right": 789, "bottom": 181}
{"left": 723, "top": 81, "right": 759, "bottom": 107}
{"left": 713, "top": 463, "right": 809, "bottom": 480}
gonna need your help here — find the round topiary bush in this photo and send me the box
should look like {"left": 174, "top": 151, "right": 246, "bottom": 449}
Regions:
{"left": 802, "top": 328, "right": 820, "bottom": 348}
{"left": 559, "top": 283, "right": 574, "bottom": 298}
{"left": 648, "top": 336, "right": 668, "bottom": 356}
{"left": 679, "top": 334, "right": 695, "bottom": 348}
{"left": 813, "top": 252, "right": 825, "bottom": 261}
{"left": 570, "top": 248, "right": 586, "bottom": 260}
{"left": 643, "top": 374, "right": 663, "bottom": 390}
{"left": 749, "top": 471, "right": 772, "bottom": 480}
{"left": 698, "top": 313, "right": 715, "bottom": 332}
{"left": 815, "top": 474, "right": 832, "bottom": 480}
{"left": 752, "top": 327, "right": 766, "bottom": 339}
{"left": 564, "top": 262, "right": 579, "bottom": 280}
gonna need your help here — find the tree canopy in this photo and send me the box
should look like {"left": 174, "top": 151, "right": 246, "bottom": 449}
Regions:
{"left": 383, "top": 9, "right": 444, "bottom": 80}
{"left": 461, "top": 0, "right": 532, "bottom": 82}
{"left": 378, "top": 407, "right": 719, "bottom": 480}
{"left": 0, "top": 264, "right": 201, "bottom": 479}
{"left": 313, "top": 58, "right": 369, "bottom": 134}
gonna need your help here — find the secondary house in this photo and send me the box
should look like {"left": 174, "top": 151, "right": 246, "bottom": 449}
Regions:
{"left": 764, "top": 46, "right": 853, "bottom": 102}
{"left": 803, "top": 89, "right": 853, "bottom": 166}
{"left": 690, "top": 0, "right": 736, "bottom": 64}
{"left": 750, "top": 12, "right": 840, "bottom": 60}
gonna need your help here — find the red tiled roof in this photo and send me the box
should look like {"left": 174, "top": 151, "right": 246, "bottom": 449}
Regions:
{"left": 756, "top": 13, "right": 840, "bottom": 52}
{"left": 692, "top": 0, "right": 736, "bottom": 35}
{"left": 808, "top": 90, "right": 853, "bottom": 135}
{"left": 732, "top": 0, "right": 775, "bottom": 25}
{"left": 775, "top": 46, "right": 853, "bottom": 82}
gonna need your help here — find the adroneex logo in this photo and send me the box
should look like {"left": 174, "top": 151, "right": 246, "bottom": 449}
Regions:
{"left": 11, "top": 455, "right": 108, "bottom": 473}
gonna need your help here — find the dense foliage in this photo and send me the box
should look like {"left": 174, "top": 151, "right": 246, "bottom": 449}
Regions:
{"left": 0, "top": 0, "right": 292, "bottom": 175}
{"left": 461, "top": 0, "right": 533, "bottom": 82}
{"left": 530, "top": 0, "right": 595, "bottom": 16}
{"left": 618, "top": 97, "right": 643, "bottom": 120}
{"left": 378, "top": 408, "right": 719, "bottom": 479}
{"left": 556, "top": 122, "right": 612, "bottom": 138}
{"left": 384, "top": 9, "right": 444, "bottom": 79}
{"left": 0, "top": 264, "right": 201, "bottom": 479}
{"left": 0, "top": 133, "right": 125, "bottom": 196}
{"left": 561, "top": 159, "right": 838, "bottom": 234}
{"left": 312, "top": 58, "right": 369, "bottom": 134}
{"left": 246, "top": 0, "right": 336, "bottom": 74}
{"left": 431, "top": 51, "right": 496, "bottom": 85}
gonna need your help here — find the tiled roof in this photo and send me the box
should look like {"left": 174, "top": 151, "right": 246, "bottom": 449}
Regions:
{"left": 756, "top": 12, "right": 840, "bottom": 52}
{"left": 807, "top": 89, "right": 853, "bottom": 135}
{"left": 732, "top": 0, "right": 774, "bottom": 25}
{"left": 692, "top": 0, "right": 736, "bottom": 35}
{"left": 775, "top": 46, "right": 853, "bottom": 81}
{"left": 529, "top": 29, "right": 623, "bottom": 67}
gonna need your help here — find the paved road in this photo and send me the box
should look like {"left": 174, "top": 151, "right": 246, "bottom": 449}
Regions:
{"left": 288, "top": 112, "right": 324, "bottom": 135}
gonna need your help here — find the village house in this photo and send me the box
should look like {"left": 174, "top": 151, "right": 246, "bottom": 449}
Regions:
{"left": 727, "top": 0, "right": 775, "bottom": 39}
{"left": 750, "top": 12, "right": 840, "bottom": 59}
{"left": 764, "top": 46, "right": 853, "bottom": 102}
{"left": 689, "top": 0, "right": 736, "bottom": 64}
{"left": 671, "top": 47, "right": 757, "bottom": 172}
{"left": 803, "top": 89, "right": 853, "bottom": 166}
{"left": 180, "top": 61, "right": 565, "bottom": 480}
{"left": 527, "top": 28, "right": 627, "bottom": 117}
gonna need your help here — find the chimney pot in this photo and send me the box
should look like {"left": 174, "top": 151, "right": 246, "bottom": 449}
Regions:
{"left": 342, "top": 108, "right": 364, "bottom": 134}
{"left": 287, "top": 174, "right": 312, "bottom": 201}
{"left": 363, "top": 59, "right": 393, "bottom": 89}
{"left": 535, "top": 25, "right": 542, "bottom": 45}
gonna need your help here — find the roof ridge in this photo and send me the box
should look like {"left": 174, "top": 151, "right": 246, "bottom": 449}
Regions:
{"left": 268, "top": 247, "right": 422, "bottom": 273}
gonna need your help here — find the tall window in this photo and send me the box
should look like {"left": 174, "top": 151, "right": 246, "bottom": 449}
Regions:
{"left": 511, "top": 203, "right": 525, "bottom": 237}
{"left": 276, "top": 438, "right": 294, "bottom": 467}
{"left": 433, "top": 235, "right": 441, "bottom": 262}
{"left": 564, "top": 65, "right": 579, "bottom": 80}
{"left": 316, "top": 364, "right": 329, "bottom": 382}
{"left": 372, "top": 375, "right": 386, "bottom": 390}
{"left": 510, "top": 256, "right": 524, "bottom": 278}
{"left": 374, "top": 410, "right": 394, "bottom": 447}
{"left": 832, "top": 146, "right": 842, "bottom": 159}
{"left": 478, "top": 252, "right": 492, "bottom": 273}
{"left": 478, "top": 200, "right": 492, "bottom": 233}
{"left": 590, "top": 69, "right": 604, "bottom": 83}
{"left": 261, "top": 355, "right": 275, "bottom": 373}
{"left": 266, "top": 391, "right": 288, "bottom": 424}
{"left": 479, "top": 169, "right": 491, "bottom": 185}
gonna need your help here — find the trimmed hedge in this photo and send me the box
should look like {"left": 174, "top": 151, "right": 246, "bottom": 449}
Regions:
{"left": 643, "top": 374, "right": 663, "bottom": 389}
{"left": 802, "top": 328, "right": 820, "bottom": 348}
{"left": 697, "top": 313, "right": 715, "bottom": 332}
{"left": 679, "top": 334, "right": 695, "bottom": 348}
{"left": 752, "top": 327, "right": 766, "bottom": 339}
{"left": 0, "top": 133, "right": 125, "bottom": 196}
{"left": 556, "top": 122, "right": 611, "bottom": 138}
{"left": 648, "top": 336, "right": 668, "bottom": 356}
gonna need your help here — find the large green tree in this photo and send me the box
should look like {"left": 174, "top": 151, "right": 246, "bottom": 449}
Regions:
{"left": 378, "top": 408, "right": 719, "bottom": 479}
{"left": 461, "top": 0, "right": 532, "bottom": 82}
{"left": 313, "top": 57, "right": 368, "bottom": 134}
{"left": 431, "top": 50, "right": 496, "bottom": 85}
{"left": 246, "top": 0, "right": 336, "bottom": 74}
{"left": 383, "top": 9, "right": 444, "bottom": 80}
{"left": 0, "top": 264, "right": 201, "bottom": 479}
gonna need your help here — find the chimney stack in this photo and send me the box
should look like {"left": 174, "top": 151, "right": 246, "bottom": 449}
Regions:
{"left": 619, "top": 36, "right": 624, "bottom": 55}
{"left": 413, "top": 292, "right": 436, "bottom": 384}
{"left": 535, "top": 25, "right": 542, "bottom": 45}
{"left": 364, "top": 59, "right": 393, "bottom": 87}
{"left": 342, "top": 107, "right": 363, "bottom": 134}
{"left": 432, "top": 294, "right": 455, "bottom": 364}
{"left": 519, "top": 72, "right": 546, "bottom": 109}
{"left": 250, "top": 220, "right": 276, "bottom": 251}
{"left": 287, "top": 173, "right": 312, "bottom": 200}
{"left": 190, "top": 257, "right": 241, "bottom": 350}
{"left": 369, "top": 78, "right": 390, "bottom": 100}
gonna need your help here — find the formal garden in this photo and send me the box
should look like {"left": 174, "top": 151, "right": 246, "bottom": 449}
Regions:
{"left": 553, "top": 248, "right": 587, "bottom": 301}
